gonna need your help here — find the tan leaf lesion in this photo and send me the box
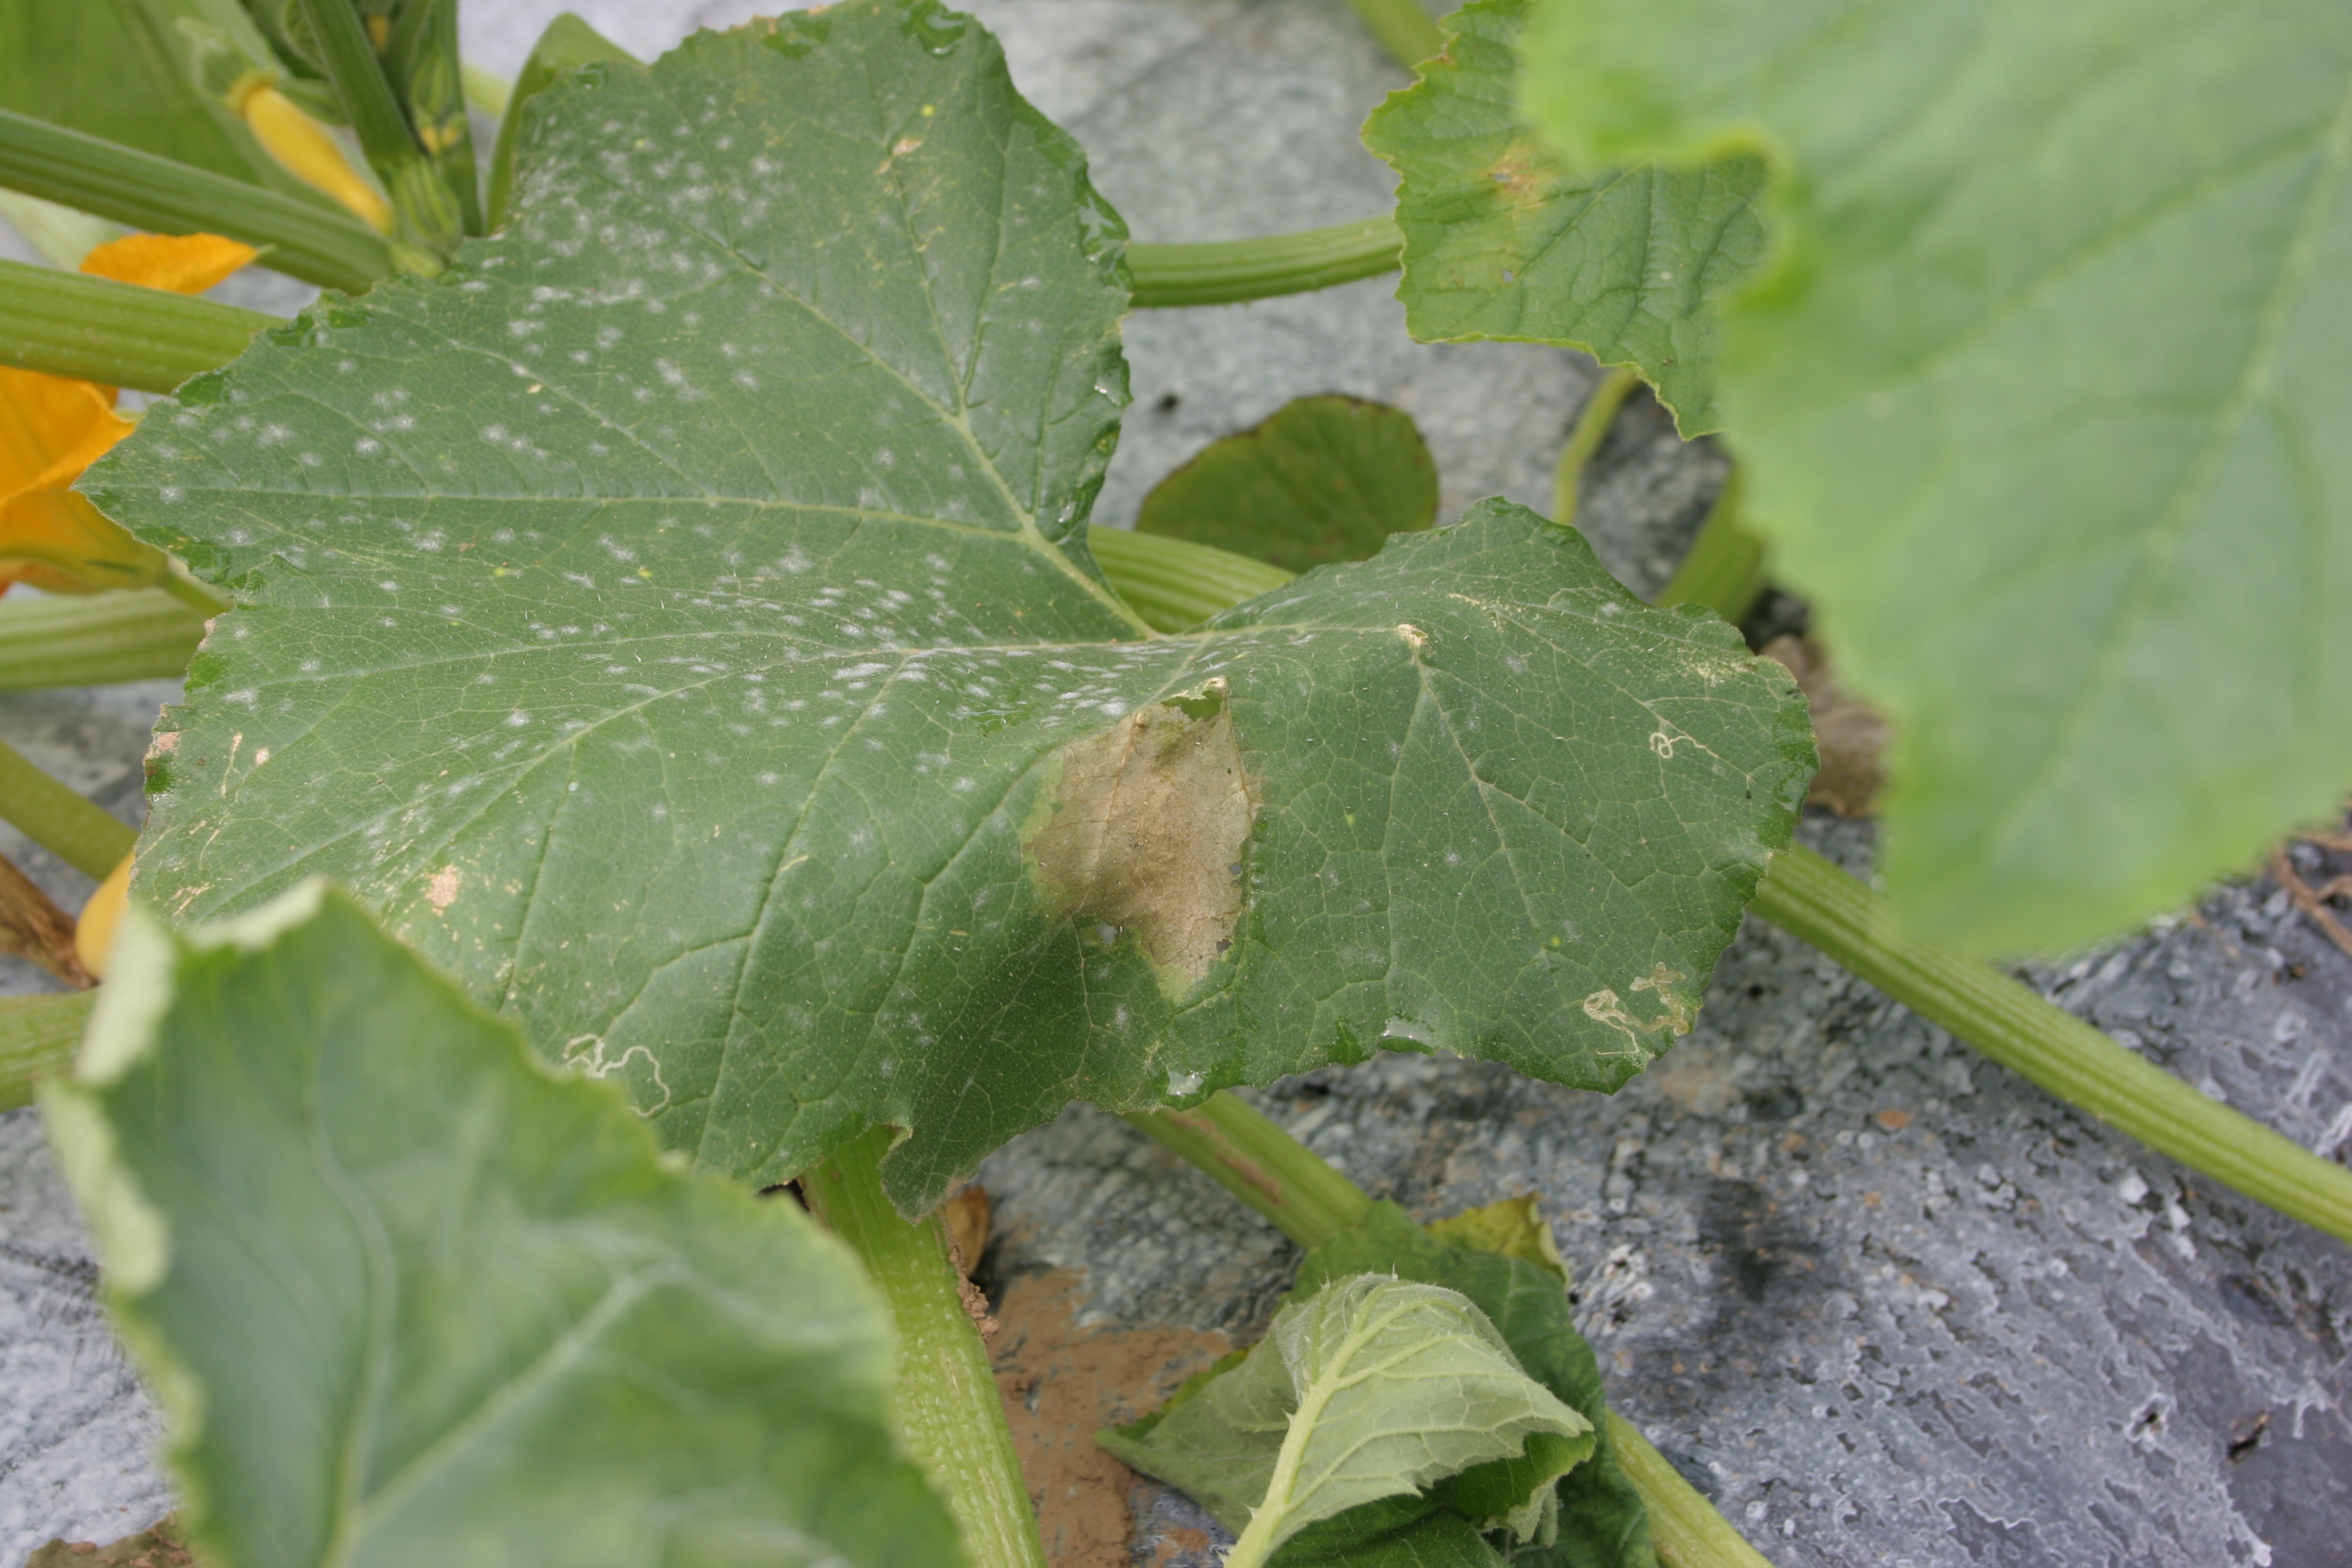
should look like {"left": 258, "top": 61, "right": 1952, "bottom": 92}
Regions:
{"left": 1484, "top": 140, "right": 1560, "bottom": 209}
{"left": 1582, "top": 962, "right": 1696, "bottom": 1047}
{"left": 1026, "top": 679, "right": 1255, "bottom": 985}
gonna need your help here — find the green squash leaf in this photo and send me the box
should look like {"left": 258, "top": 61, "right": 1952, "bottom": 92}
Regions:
{"left": 1102, "top": 1273, "right": 1592, "bottom": 1568}
{"left": 42, "top": 883, "right": 962, "bottom": 1568}
{"left": 1135, "top": 395, "right": 1438, "bottom": 572}
{"left": 1361, "top": 0, "right": 1768, "bottom": 435}
{"left": 0, "top": 0, "right": 332, "bottom": 203}
{"left": 1521, "top": 0, "right": 2352, "bottom": 953}
{"left": 96, "top": 2, "right": 1811, "bottom": 1215}
{"left": 1296, "top": 1205, "right": 1655, "bottom": 1568}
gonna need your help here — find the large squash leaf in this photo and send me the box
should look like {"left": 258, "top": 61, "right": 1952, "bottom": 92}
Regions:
{"left": 43, "top": 884, "right": 961, "bottom": 1568}
{"left": 1522, "top": 0, "right": 2352, "bottom": 953}
{"left": 1361, "top": 0, "right": 1767, "bottom": 435}
{"left": 95, "top": 2, "right": 1812, "bottom": 1213}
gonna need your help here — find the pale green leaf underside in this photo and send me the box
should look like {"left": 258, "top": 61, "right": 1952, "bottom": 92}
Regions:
{"left": 1364, "top": 0, "right": 1767, "bottom": 435}
{"left": 44, "top": 886, "right": 958, "bottom": 1568}
{"left": 1522, "top": 0, "right": 2352, "bottom": 952}
{"left": 99, "top": 4, "right": 1810, "bottom": 1212}
{"left": 1295, "top": 1205, "right": 1652, "bottom": 1568}
{"left": 1103, "top": 1275, "right": 1590, "bottom": 1564}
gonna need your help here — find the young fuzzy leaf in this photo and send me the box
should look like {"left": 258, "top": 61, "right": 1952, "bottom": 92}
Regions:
{"left": 95, "top": 2, "right": 1811, "bottom": 1215}
{"left": 1102, "top": 1274, "right": 1593, "bottom": 1568}
{"left": 1361, "top": 0, "right": 1767, "bottom": 435}
{"left": 41, "top": 884, "right": 961, "bottom": 1568}
{"left": 1135, "top": 395, "right": 1438, "bottom": 571}
{"left": 1522, "top": 0, "right": 2352, "bottom": 953}
{"left": 1297, "top": 1205, "right": 1654, "bottom": 1568}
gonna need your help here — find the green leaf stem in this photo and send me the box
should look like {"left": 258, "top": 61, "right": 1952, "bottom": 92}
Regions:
{"left": 0, "top": 108, "right": 395, "bottom": 294}
{"left": 1751, "top": 843, "right": 2352, "bottom": 1244}
{"left": 288, "top": 0, "right": 460, "bottom": 262}
{"left": 1522, "top": 0, "right": 2352, "bottom": 952}
{"left": 0, "top": 734, "right": 136, "bottom": 879}
{"left": 1085, "top": 526, "right": 1295, "bottom": 634}
{"left": 802, "top": 1127, "right": 1049, "bottom": 1568}
{"left": 1126, "top": 217, "right": 1403, "bottom": 309}
{"left": 0, "top": 256, "right": 275, "bottom": 394}
{"left": 1345, "top": 0, "right": 1446, "bottom": 71}
{"left": 0, "top": 587, "right": 206, "bottom": 692}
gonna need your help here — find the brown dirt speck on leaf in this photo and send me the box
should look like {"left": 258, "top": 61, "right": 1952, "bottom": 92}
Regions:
{"left": 991, "top": 1269, "right": 1232, "bottom": 1568}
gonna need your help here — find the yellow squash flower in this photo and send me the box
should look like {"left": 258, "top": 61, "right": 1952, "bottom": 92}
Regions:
{"left": 0, "top": 230, "right": 256, "bottom": 597}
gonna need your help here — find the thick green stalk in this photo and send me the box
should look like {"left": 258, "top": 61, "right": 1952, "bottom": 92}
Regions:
{"left": 1605, "top": 1414, "right": 1773, "bottom": 1568}
{"left": 0, "top": 737, "right": 135, "bottom": 880}
{"left": 0, "top": 589, "right": 206, "bottom": 691}
{"left": 1123, "top": 1091, "right": 1375, "bottom": 1247}
{"left": 0, "top": 109, "right": 392, "bottom": 294}
{"left": 0, "top": 258, "right": 275, "bottom": 393}
{"left": 1128, "top": 1094, "right": 1774, "bottom": 1566}
{"left": 1653, "top": 469, "right": 1768, "bottom": 622}
{"left": 1552, "top": 365, "right": 1638, "bottom": 527}
{"left": 1, "top": 992, "right": 94, "bottom": 1113}
{"left": 1085, "top": 527, "right": 1294, "bottom": 632}
{"left": 1127, "top": 217, "right": 1402, "bottom": 309}
{"left": 800, "top": 1127, "right": 1047, "bottom": 1568}
{"left": 486, "top": 15, "right": 636, "bottom": 232}
{"left": 1345, "top": 0, "right": 1444, "bottom": 69}
{"left": 1752, "top": 844, "right": 2352, "bottom": 1243}
{"left": 292, "top": 0, "right": 460, "bottom": 262}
